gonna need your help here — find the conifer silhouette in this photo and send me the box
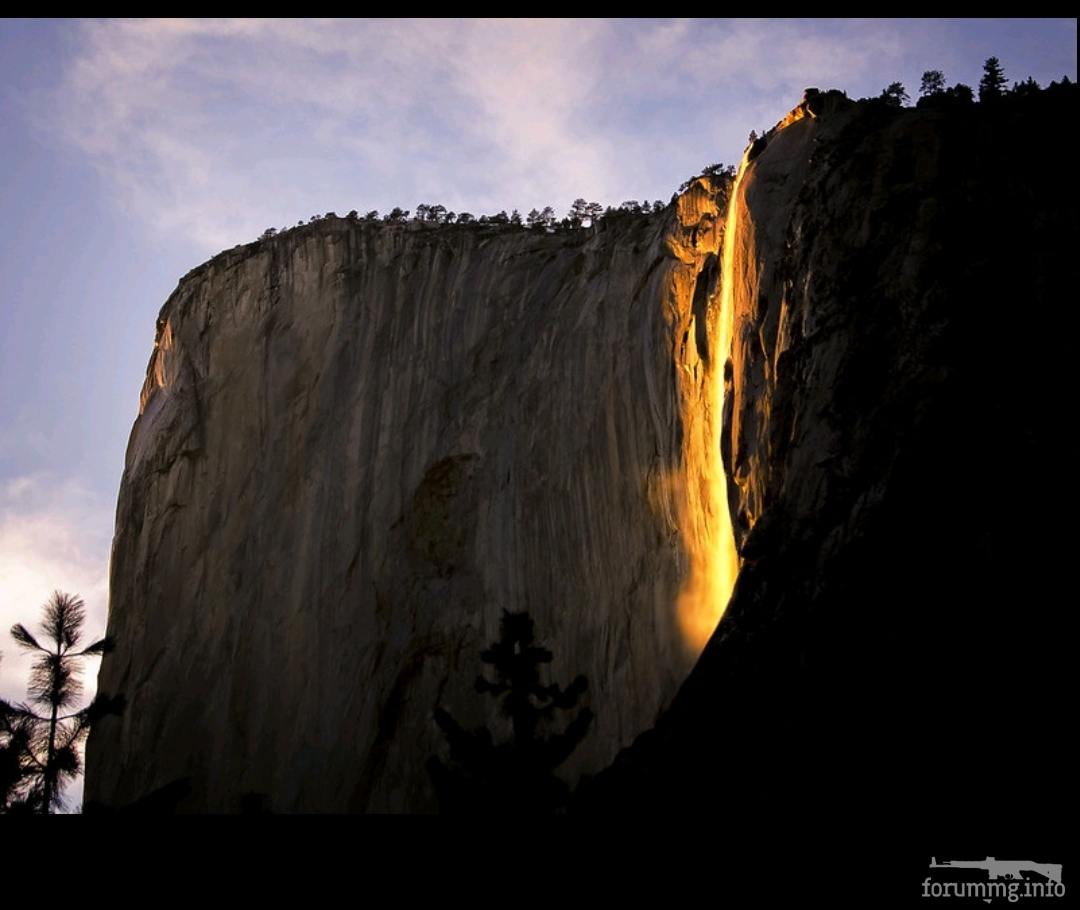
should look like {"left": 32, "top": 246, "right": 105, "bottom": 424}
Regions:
{"left": 429, "top": 610, "right": 593, "bottom": 813}
{"left": 0, "top": 656, "right": 30, "bottom": 808}
{"left": 979, "top": 56, "right": 1008, "bottom": 102}
{"left": 0, "top": 592, "right": 124, "bottom": 813}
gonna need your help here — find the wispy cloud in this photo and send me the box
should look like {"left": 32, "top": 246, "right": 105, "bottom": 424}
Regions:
{"left": 47, "top": 18, "right": 909, "bottom": 256}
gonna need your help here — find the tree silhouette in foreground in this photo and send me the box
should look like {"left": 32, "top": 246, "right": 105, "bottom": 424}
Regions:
{"left": 0, "top": 592, "right": 124, "bottom": 813}
{"left": 429, "top": 610, "right": 593, "bottom": 813}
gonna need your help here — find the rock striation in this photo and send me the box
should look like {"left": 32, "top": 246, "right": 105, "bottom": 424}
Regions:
{"left": 85, "top": 184, "right": 733, "bottom": 812}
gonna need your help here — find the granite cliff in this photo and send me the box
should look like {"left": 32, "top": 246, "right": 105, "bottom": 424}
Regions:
{"left": 87, "top": 84, "right": 1075, "bottom": 816}
{"left": 85, "top": 175, "right": 734, "bottom": 812}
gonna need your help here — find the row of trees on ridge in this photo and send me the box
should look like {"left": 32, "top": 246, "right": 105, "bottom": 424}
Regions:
{"left": 876, "top": 56, "right": 1070, "bottom": 108}
{"left": 256, "top": 158, "right": 744, "bottom": 245}
{"left": 259, "top": 196, "right": 677, "bottom": 242}
{"left": 254, "top": 58, "right": 1072, "bottom": 248}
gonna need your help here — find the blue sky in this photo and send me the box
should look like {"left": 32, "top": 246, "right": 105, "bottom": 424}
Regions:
{"left": 0, "top": 17, "right": 1075, "bottom": 805}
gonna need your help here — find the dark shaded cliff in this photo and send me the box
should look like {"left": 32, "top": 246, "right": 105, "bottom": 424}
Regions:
{"left": 584, "top": 86, "right": 1076, "bottom": 828}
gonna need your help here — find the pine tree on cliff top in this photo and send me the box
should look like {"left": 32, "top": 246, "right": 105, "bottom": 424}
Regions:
{"left": 979, "top": 57, "right": 1008, "bottom": 102}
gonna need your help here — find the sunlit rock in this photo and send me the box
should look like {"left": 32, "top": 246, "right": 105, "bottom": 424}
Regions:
{"left": 86, "top": 191, "right": 737, "bottom": 812}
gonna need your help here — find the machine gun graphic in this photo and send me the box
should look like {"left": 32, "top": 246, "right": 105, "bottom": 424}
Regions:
{"left": 929, "top": 857, "right": 1062, "bottom": 883}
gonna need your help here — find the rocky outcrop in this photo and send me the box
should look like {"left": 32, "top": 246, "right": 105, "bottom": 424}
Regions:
{"left": 88, "top": 84, "right": 1076, "bottom": 818}
{"left": 85, "top": 185, "right": 733, "bottom": 812}
{"left": 584, "top": 87, "right": 1076, "bottom": 820}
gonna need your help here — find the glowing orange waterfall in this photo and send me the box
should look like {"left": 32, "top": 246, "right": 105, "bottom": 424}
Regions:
{"left": 676, "top": 155, "right": 748, "bottom": 654}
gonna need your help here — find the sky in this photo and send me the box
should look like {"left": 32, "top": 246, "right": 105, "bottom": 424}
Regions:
{"left": 0, "top": 17, "right": 1075, "bottom": 808}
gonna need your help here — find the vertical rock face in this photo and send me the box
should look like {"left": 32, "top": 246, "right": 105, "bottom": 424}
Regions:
{"left": 588, "top": 88, "right": 1076, "bottom": 821}
{"left": 90, "top": 87, "right": 1075, "bottom": 817}
{"left": 85, "top": 187, "right": 731, "bottom": 811}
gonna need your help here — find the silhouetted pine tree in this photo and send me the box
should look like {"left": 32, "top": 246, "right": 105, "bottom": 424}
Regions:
{"left": 980, "top": 57, "right": 1008, "bottom": 102}
{"left": 0, "top": 592, "right": 124, "bottom": 813}
{"left": 429, "top": 610, "right": 593, "bottom": 813}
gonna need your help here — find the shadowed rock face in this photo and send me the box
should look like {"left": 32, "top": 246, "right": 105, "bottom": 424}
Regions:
{"left": 585, "top": 87, "right": 1076, "bottom": 825}
{"left": 85, "top": 187, "right": 733, "bottom": 812}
